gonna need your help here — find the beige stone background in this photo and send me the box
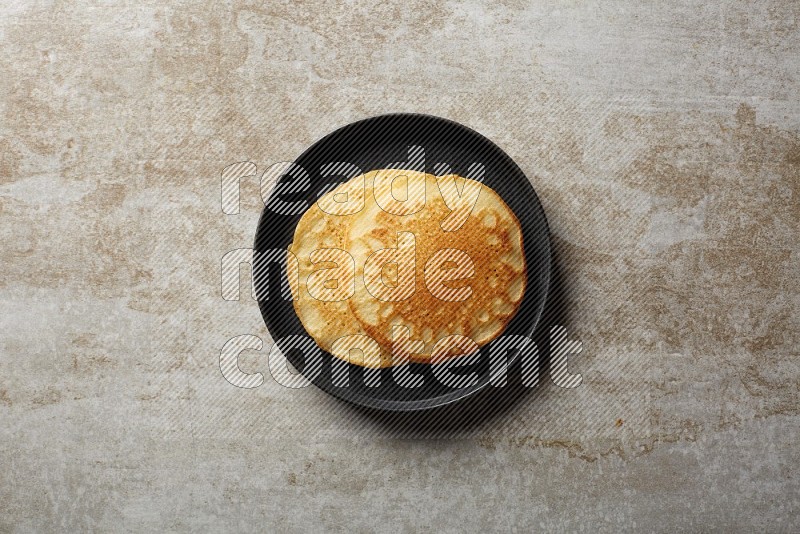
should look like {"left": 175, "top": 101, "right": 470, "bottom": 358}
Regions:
{"left": 1, "top": 0, "right": 799, "bottom": 531}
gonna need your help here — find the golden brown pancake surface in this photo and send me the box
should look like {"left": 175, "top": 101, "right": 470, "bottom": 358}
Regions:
{"left": 287, "top": 178, "right": 391, "bottom": 368}
{"left": 287, "top": 169, "right": 526, "bottom": 368}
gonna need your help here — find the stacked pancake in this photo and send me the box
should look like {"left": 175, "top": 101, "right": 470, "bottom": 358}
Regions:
{"left": 288, "top": 169, "right": 526, "bottom": 368}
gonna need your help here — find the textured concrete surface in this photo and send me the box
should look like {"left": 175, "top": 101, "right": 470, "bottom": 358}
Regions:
{"left": 1, "top": 1, "right": 798, "bottom": 532}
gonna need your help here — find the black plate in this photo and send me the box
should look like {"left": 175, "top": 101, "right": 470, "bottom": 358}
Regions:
{"left": 254, "top": 113, "right": 551, "bottom": 411}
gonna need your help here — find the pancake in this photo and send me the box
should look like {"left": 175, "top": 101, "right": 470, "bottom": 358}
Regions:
{"left": 287, "top": 169, "right": 526, "bottom": 367}
{"left": 287, "top": 177, "right": 392, "bottom": 368}
{"left": 346, "top": 170, "right": 526, "bottom": 363}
